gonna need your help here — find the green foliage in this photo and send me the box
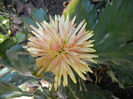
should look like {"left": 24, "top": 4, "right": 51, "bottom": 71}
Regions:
{"left": 63, "top": 0, "right": 133, "bottom": 88}
{"left": 6, "top": 45, "right": 35, "bottom": 73}
{"left": 93, "top": 0, "right": 133, "bottom": 87}
{"left": 34, "top": 88, "right": 56, "bottom": 99}
{"left": 24, "top": 16, "right": 38, "bottom": 31}
{"left": 94, "top": 0, "right": 133, "bottom": 57}
{"left": 108, "top": 65, "right": 133, "bottom": 88}
{"left": 0, "top": 15, "right": 11, "bottom": 42}
{"left": 42, "top": 72, "right": 54, "bottom": 84}
{"left": 0, "top": 45, "right": 35, "bottom": 74}
{"left": 32, "top": 8, "right": 49, "bottom": 23}
{"left": 1, "top": 71, "right": 39, "bottom": 86}
{"left": 0, "top": 44, "right": 54, "bottom": 98}
{"left": 58, "top": 80, "right": 113, "bottom": 99}
{"left": 63, "top": 0, "right": 80, "bottom": 19}
{"left": 0, "top": 33, "right": 7, "bottom": 43}
{"left": 15, "top": 32, "right": 26, "bottom": 43}
{"left": 33, "top": 70, "right": 54, "bottom": 84}
{"left": 63, "top": 0, "right": 98, "bottom": 30}
{"left": 0, "top": 67, "right": 10, "bottom": 78}
{"left": 0, "top": 0, "right": 132, "bottom": 98}
{"left": 0, "top": 39, "right": 16, "bottom": 58}
{"left": 34, "top": 90, "right": 49, "bottom": 99}
{"left": 0, "top": 15, "right": 26, "bottom": 44}
{"left": 0, "top": 81, "right": 33, "bottom": 99}
{"left": 0, "top": 16, "right": 10, "bottom": 30}
{"left": 24, "top": 8, "right": 49, "bottom": 31}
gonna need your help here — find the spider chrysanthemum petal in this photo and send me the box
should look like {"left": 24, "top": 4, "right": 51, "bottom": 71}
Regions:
{"left": 27, "top": 15, "right": 98, "bottom": 90}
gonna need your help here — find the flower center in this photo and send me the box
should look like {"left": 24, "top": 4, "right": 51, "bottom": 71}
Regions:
{"left": 51, "top": 41, "right": 63, "bottom": 52}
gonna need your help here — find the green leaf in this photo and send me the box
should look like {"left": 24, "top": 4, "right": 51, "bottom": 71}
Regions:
{"left": 42, "top": 72, "right": 54, "bottom": 84}
{"left": 0, "top": 39, "right": 15, "bottom": 58}
{"left": 34, "top": 90, "right": 49, "bottom": 99}
{"left": 63, "top": 0, "right": 98, "bottom": 30}
{"left": 0, "top": 68, "right": 11, "bottom": 78}
{"left": 58, "top": 80, "right": 113, "bottom": 99}
{"left": 1, "top": 71, "right": 39, "bottom": 86}
{"left": 93, "top": 0, "right": 133, "bottom": 87}
{"left": 94, "top": 0, "right": 133, "bottom": 60}
{"left": 15, "top": 33, "right": 26, "bottom": 43}
{"left": 0, "top": 16, "right": 8, "bottom": 23}
{"left": 63, "top": 0, "right": 80, "bottom": 19}
{"left": 0, "top": 81, "right": 33, "bottom": 99}
{"left": 109, "top": 65, "right": 133, "bottom": 88}
{"left": 0, "top": 44, "right": 54, "bottom": 83}
{"left": 32, "top": 8, "right": 49, "bottom": 23}
{"left": 0, "top": 33, "right": 7, "bottom": 43}
{"left": 24, "top": 8, "right": 49, "bottom": 31}
{"left": 33, "top": 71, "right": 54, "bottom": 84}
{"left": 0, "top": 57, "right": 13, "bottom": 69}
{"left": 24, "top": 16, "right": 38, "bottom": 31}
{"left": 34, "top": 83, "right": 56, "bottom": 99}
{"left": 107, "top": 70, "right": 118, "bottom": 83}
{"left": 0, "top": 45, "right": 36, "bottom": 74}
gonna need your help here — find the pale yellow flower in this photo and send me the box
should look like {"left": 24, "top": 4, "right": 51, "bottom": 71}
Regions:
{"left": 27, "top": 15, "right": 98, "bottom": 90}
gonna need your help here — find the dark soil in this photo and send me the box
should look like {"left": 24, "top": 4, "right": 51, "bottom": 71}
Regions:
{"left": 104, "top": 83, "right": 133, "bottom": 99}
{"left": 99, "top": 76, "right": 133, "bottom": 99}
{"left": 11, "top": 0, "right": 67, "bottom": 15}
{"left": 42, "top": 0, "right": 68, "bottom": 15}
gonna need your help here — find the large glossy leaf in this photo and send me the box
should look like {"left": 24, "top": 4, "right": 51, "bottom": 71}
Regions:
{"left": 58, "top": 80, "right": 113, "bottom": 99}
{"left": 0, "top": 39, "right": 15, "bottom": 58}
{"left": 0, "top": 45, "right": 35, "bottom": 74}
{"left": 94, "top": 0, "right": 133, "bottom": 64}
{"left": 0, "top": 81, "right": 33, "bottom": 99}
{"left": 63, "top": 0, "right": 98, "bottom": 30}
{"left": 93, "top": 0, "right": 133, "bottom": 87}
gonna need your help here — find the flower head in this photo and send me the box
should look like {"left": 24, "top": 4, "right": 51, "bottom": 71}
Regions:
{"left": 27, "top": 15, "right": 98, "bottom": 90}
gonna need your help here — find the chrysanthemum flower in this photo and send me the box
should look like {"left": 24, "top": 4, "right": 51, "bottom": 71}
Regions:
{"left": 27, "top": 15, "right": 98, "bottom": 90}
